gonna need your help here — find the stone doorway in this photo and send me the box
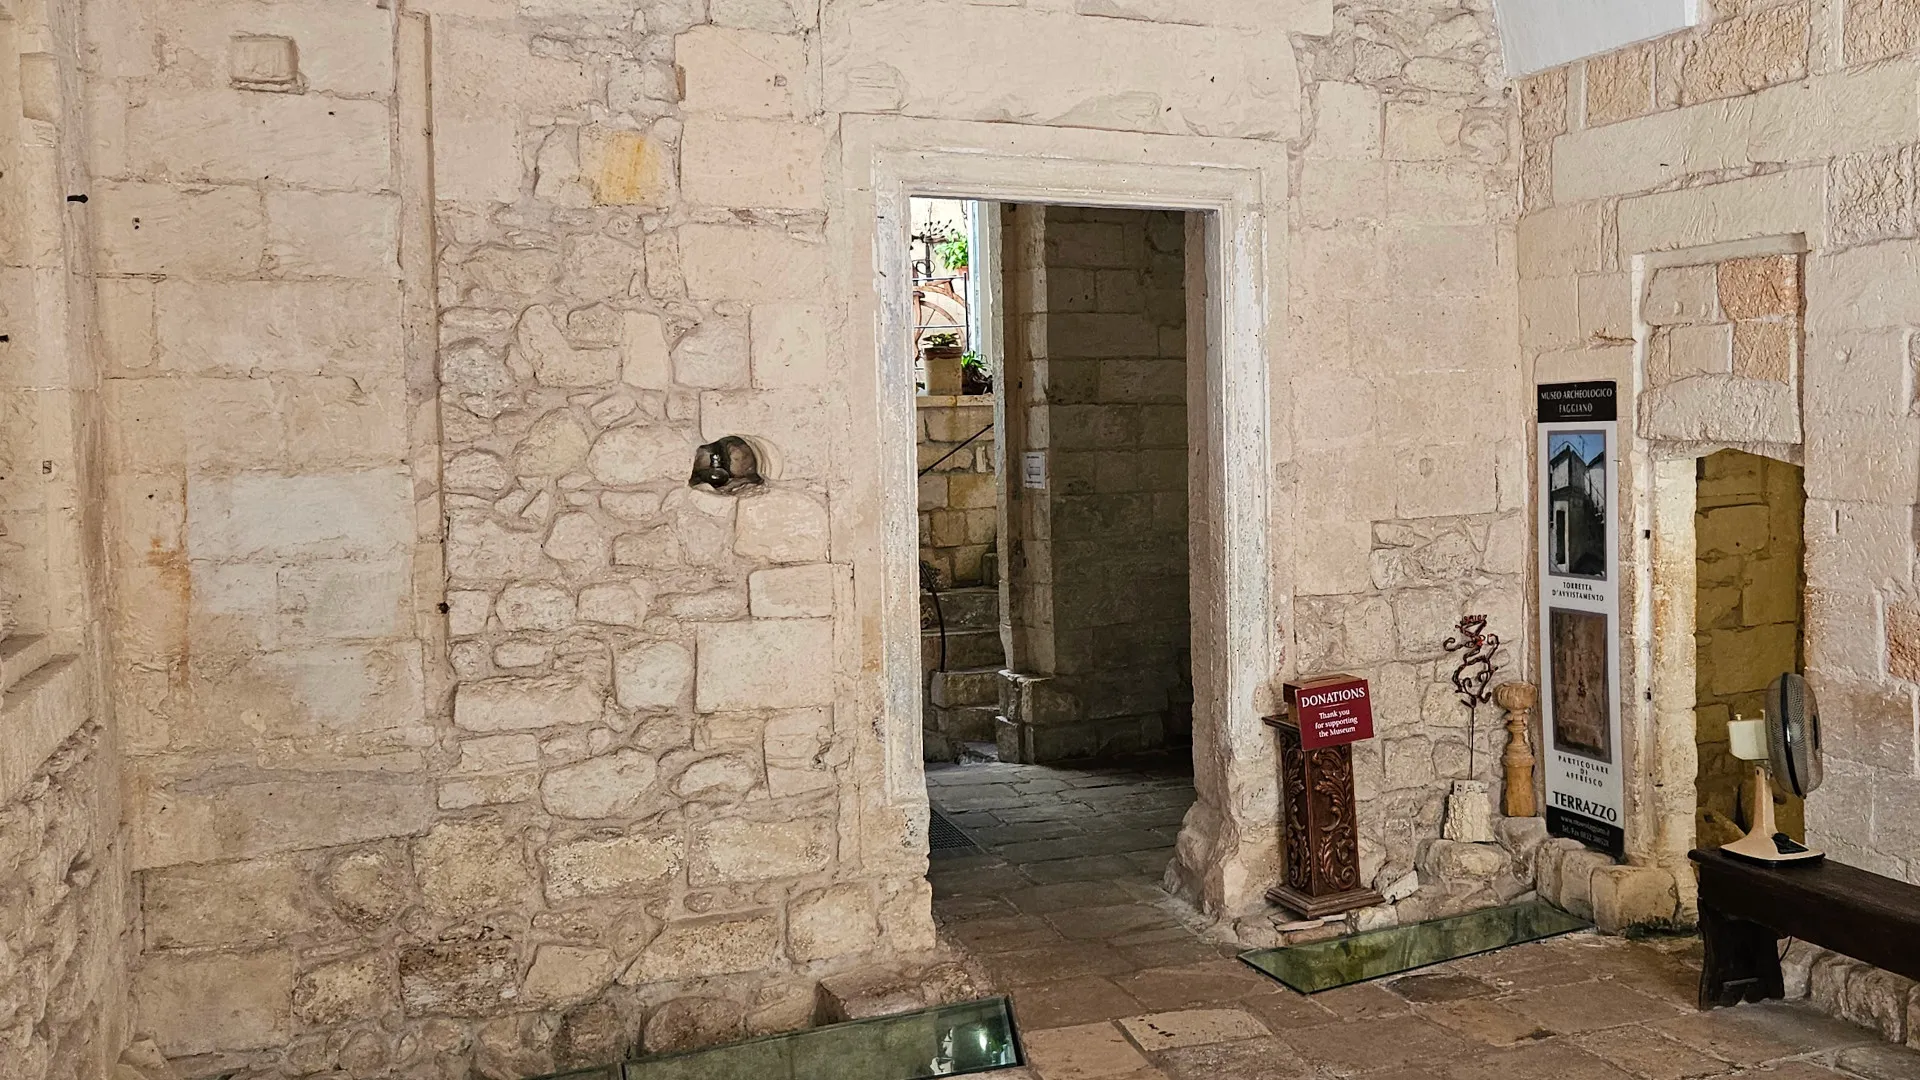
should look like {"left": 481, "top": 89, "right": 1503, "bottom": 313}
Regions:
{"left": 912, "top": 198, "right": 1201, "bottom": 928}
{"left": 850, "top": 123, "right": 1282, "bottom": 919}
{"left": 1692, "top": 449, "right": 1807, "bottom": 848}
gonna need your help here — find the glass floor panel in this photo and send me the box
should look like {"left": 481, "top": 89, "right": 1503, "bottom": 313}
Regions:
{"left": 1239, "top": 899, "right": 1591, "bottom": 993}
{"left": 529, "top": 996, "right": 1022, "bottom": 1080}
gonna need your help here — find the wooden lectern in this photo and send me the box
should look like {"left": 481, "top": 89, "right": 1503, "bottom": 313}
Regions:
{"left": 1264, "top": 706, "right": 1383, "bottom": 919}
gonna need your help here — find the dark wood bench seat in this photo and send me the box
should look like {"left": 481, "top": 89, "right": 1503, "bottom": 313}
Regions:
{"left": 1690, "top": 847, "right": 1920, "bottom": 1009}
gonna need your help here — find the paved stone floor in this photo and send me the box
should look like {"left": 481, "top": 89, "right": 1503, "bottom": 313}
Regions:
{"left": 925, "top": 756, "right": 1920, "bottom": 1080}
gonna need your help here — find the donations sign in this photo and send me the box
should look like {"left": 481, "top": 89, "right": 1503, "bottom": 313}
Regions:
{"left": 1286, "top": 675, "right": 1375, "bottom": 749}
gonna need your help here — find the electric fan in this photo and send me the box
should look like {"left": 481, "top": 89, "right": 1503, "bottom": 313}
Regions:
{"left": 1721, "top": 672, "right": 1824, "bottom": 865}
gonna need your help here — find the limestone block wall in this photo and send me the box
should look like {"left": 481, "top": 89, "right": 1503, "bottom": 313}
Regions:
{"left": 1694, "top": 449, "right": 1805, "bottom": 844}
{"left": 0, "top": 0, "right": 131, "bottom": 1075}
{"left": 45, "top": 0, "right": 1547, "bottom": 1070}
{"left": 1284, "top": 0, "right": 1527, "bottom": 900}
{"left": 916, "top": 395, "right": 996, "bottom": 589}
{"left": 1515, "top": 0, "right": 1920, "bottom": 904}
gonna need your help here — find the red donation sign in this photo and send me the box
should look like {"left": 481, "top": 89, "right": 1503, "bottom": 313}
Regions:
{"left": 1286, "top": 674, "right": 1374, "bottom": 749}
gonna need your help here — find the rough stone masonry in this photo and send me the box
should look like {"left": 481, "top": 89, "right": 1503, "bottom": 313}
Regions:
{"left": 0, "top": 0, "right": 1916, "bottom": 1075}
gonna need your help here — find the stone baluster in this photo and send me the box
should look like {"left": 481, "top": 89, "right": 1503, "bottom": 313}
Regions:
{"left": 1494, "top": 681, "right": 1540, "bottom": 818}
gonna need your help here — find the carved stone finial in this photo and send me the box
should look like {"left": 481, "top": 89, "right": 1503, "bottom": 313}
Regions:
{"left": 1493, "top": 681, "right": 1538, "bottom": 712}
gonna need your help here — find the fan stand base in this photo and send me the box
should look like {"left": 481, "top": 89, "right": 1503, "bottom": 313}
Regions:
{"left": 1720, "top": 763, "right": 1824, "bottom": 865}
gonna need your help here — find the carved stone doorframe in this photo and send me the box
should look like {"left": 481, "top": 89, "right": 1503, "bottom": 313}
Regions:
{"left": 837, "top": 116, "right": 1289, "bottom": 915}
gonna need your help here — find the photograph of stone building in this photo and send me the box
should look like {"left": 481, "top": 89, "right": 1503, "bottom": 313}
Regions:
{"left": 5, "top": 0, "right": 1920, "bottom": 1077}
{"left": 1547, "top": 432, "right": 1607, "bottom": 579}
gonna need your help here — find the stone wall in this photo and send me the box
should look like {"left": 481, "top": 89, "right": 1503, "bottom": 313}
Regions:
{"left": 56, "top": 0, "right": 1550, "bottom": 1070}
{"left": 1000, "top": 206, "right": 1192, "bottom": 762}
{"left": 916, "top": 395, "right": 996, "bottom": 589}
{"left": 1515, "top": 0, "right": 1920, "bottom": 897}
{"left": 2, "top": 0, "right": 131, "bottom": 1073}
{"left": 1695, "top": 448, "right": 1806, "bottom": 845}
{"left": 0, "top": 721, "right": 125, "bottom": 1080}
{"left": 1284, "top": 0, "right": 1528, "bottom": 905}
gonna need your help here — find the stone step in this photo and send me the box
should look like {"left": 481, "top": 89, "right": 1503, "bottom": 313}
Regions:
{"left": 920, "top": 586, "right": 999, "bottom": 633}
{"left": 0, "top": 634, "right": 53, "bottom": 695}
{"left": 921, "top": 628, "right": 1004, "bottom": 671}
{"left": 929, "top": 667, "right": 1004, "bottom": 708}
{"left": 929, "top": 704, "right": 999, "bottom": 743}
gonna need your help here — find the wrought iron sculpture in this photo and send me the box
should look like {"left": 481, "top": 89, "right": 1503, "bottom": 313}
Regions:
{"left": 1443, "top": 615, "right": 1503, "bottom": 776}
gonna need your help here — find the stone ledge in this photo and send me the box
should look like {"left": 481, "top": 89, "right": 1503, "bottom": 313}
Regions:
{"left": 0, "top": 654, "right": 89, "bottom": 805}
{"left": 916, "top": 394, "right": 994, "bottom": 408}
{"left": 1530, "top": 832, "right": 1682, "bottom": 933}
{"left": 1784, "top": 940, "right": 1919, "bottom": 1049}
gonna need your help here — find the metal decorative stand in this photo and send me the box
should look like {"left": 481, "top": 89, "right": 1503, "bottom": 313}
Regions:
{"left": 1442, "top": 616, "right": 1503, "bottom": 843}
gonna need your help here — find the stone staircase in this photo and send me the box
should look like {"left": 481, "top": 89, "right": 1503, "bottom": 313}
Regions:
{"left": 921, "top": 586, "right": 1005, "bottom": 761}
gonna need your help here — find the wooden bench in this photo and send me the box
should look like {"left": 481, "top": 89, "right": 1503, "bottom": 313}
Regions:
{"left": 1691, "top": 848, "right": 1920, "bottom": 1009}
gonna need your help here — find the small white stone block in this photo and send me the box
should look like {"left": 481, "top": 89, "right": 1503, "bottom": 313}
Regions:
{"left": 230, "top": 35, "right": 301, "bottom": 90}
{"left": 1443, "top": 779, "right": 1494, "bottom": 842}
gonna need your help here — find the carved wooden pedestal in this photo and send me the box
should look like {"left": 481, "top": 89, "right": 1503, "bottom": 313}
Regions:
{"left": 1264, "top": 712, "right": 1383, "bottom": 919}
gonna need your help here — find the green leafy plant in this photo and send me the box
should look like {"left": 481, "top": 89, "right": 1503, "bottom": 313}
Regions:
{"left": 924, "top": 332, "right": 961, "bottom": 349}
{"left": 935, "top": 234, "right": 970, "bottom": 273}
{"left": 961, "top": 351, "right": 986, "bottom": 373}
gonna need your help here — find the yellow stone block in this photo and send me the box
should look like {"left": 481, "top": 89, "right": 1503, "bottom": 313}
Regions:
{"left": 583, "top": 126, "right": 670, "bottom": 206}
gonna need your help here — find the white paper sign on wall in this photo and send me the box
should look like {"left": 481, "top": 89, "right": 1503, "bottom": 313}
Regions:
{"left": 1493, "top": 0, "right": 1700, "bottom": 75}
{"left": 1022, "top": 452, "right": 1046, "bottom": 490}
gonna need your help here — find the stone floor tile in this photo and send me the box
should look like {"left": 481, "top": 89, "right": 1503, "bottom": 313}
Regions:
{"left": 1416, "top": 997, "right": 1556, "bottom": 1046}
{"left": 1743, "top": 1063, "right": 1861, "bottom": 1079}
{"left": 1386, "top": 971, "right": 1499, "bottom": 1003}
{"left": 1149, "top": 1035, "right": 1311, "bottom": 1080}
{"left": 1237, "top": 987, "right": 1341, "bottom": 1031}
{"left": 1442, "top": 1038, "right": 1640, "bottom": 1080}
{"left": 1279, "top": 1013, "right": 1475, "bottom": 1073}
{"left": 1116, "top": 1008, "right": 1269, "bottom": 1052}
{"left": 1011, "top": 976, "right": 1148, "bottom": 1029}
{"left": 947, "top": 914, "right": 1068, "bottom": 953}
{"left": 971, "top": 821, "right": 1092, "bottom": 845}
{"left": 984, "top": 943, "right": 1136, "bottom": 987}
{"left": 1003, "top": 880, "right": 1161, "bottom": 915}
{"left": 1122, "top": 849, "right": 1176, "bottom": 876}
{"left": 933, "top": 894, "right": 1018, "bottom": 922}
{"left": 1043, "top": 903, "right": 1178, "bottom": 941}
{"left": 1832, "top": 1043, "right": 1920, "bottom": 1080}
{"left": 1501, "top": 978, "right": 1683, "bottom": 1034}
{"left": 1022, "top": 1022, "right": 1154, "bottom": 1080}
{"left": 1573, "top": 1024, "right": 1736, "bottom": 1079}
{"left": 1304, "top": 980, "right": 1411, "bottom": 1021}
{"left": 1012, "top": 777, "right": 1077, "bottom": 794}
{"left": 994, "top": 803, "right": 1098, "bottom": 824}
{"left": 1112, "top": 960, "right": 1274, "bottom": 1011}
{"left": 942, "top": 790, "right": 1055, "bottom": 812}
{"left": 1113, "top": 936, "right": 1233, "bottom": 970}
{"left": 1018, "top": 855, "right": 1150, "bottom": 884}
{"left": 1000, "top": 830, "right": 1172, "bottom": 864}
{"left": 1650, "top": 1004, "right": 1877, "bottom": 1066}
{"left": 928, "top": 864, "right": 1032, "bottom": 899}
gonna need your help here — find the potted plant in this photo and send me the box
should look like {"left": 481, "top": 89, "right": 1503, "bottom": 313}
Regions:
{"left": 936, "top": 233, "right": 970, "bottom": 277}
{"left": 920, "top": 332, "right": 966, "bottom": 395}
{"left": 961, "top": 351, "right": 992, "bottom": 395}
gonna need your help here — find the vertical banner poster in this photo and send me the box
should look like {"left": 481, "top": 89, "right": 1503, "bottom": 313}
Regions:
{"left": 1537, "top": 382, "right": 1625, "bottom": 858}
